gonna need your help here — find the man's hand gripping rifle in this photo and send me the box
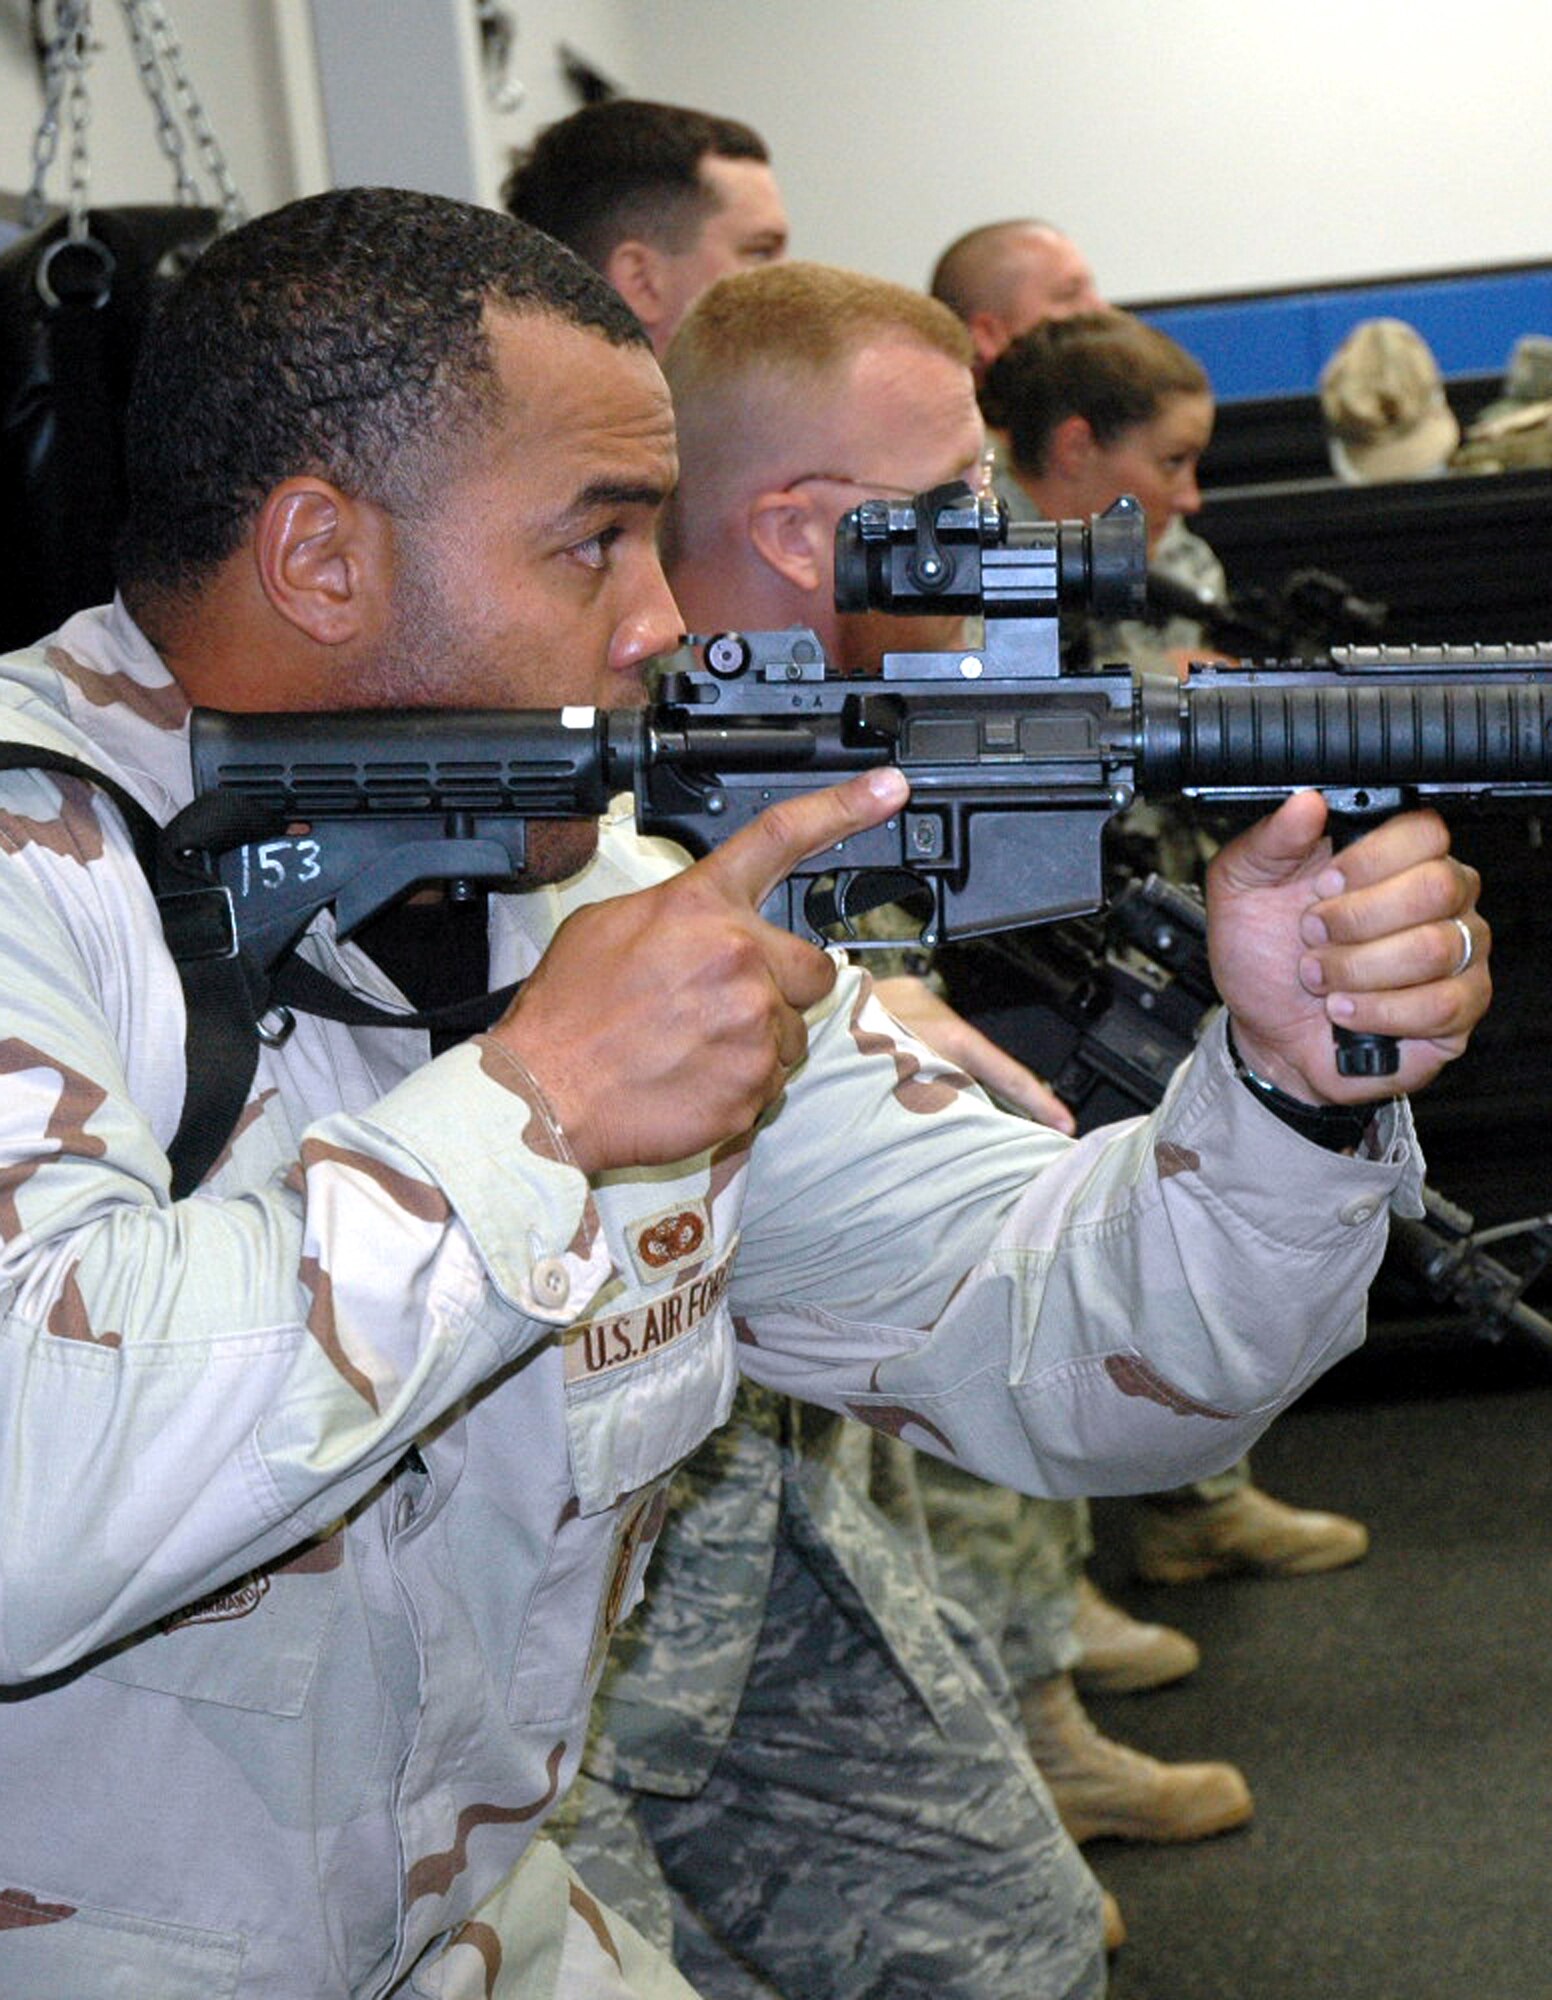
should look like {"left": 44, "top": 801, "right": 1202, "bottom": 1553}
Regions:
{"left": 943, "top": 870, "right": 1552, "bottom": 1354}
{"left": 177, "top": 480, "right": 1552, "bottom": 1078}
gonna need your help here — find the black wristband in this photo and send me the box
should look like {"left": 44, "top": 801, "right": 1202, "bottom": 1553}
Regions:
{"left": 1225, "top": 1023, "right": 1376, "bottom": 1154}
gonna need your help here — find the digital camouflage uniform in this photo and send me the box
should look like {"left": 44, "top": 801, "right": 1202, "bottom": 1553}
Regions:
{"left": 558, "top": 1388, "right": 1106, "bottom": 2000}
{"left": 552, "top": 846, "right": 1104, "bottom": 1996}
{"left": 0, "top": 602, "right": 1418, "bottom": 1998}
{"left": 916, "top": 458, "right": 1245, "bottom": 1693}
{"left": 1089, "top": 513, "right": 1230, "bottom": 677}
{"left": 912, "top": 1475, "right": 1095, "bottom": 1692}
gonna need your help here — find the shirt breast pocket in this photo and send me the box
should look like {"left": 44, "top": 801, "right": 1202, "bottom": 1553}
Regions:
{"left": 561, "top": 1246, "right": 740, "bottom": 1517}
{"left": 504, "top": 1254, "right": 739, "bottom": 1727}
{"left": 87, "top": 1528, "right": 345, "bottom": 1715}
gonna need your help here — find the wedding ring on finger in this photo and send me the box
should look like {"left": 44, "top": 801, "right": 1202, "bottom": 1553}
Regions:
{"left": 1449, "top": 916, "right": 1475, "bottom": 978}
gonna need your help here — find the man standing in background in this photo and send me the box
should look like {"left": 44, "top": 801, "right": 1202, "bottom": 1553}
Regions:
{"left": 930, "top": 219, "right": 1103, "bottom": 377}
{"left": 504, "top": 98, "right": 788, "bottom": 355}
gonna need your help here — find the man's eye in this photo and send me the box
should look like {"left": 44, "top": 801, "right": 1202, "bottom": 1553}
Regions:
{"left": 570, "top": 526, "right": 623, "bottom": 570}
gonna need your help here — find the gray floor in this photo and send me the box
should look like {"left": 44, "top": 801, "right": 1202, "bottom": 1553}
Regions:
{"left": 1086, "top": 1320, "right": 1552, "bottom": 2000}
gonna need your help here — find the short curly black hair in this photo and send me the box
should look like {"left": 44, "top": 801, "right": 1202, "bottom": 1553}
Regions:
{"left": 116, "top": 185, "right": 647, "bottom": 612}
{"left": 502, "top": 99, "right": 769, "bottom": 270}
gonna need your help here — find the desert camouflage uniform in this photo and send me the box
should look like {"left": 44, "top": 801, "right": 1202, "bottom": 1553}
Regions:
{"left": 1098, "top": 510, "right": 1253, "bottom": 1511}
{"left": 0, "top": 602, "right": 1418, "bottom": 1998}
{"left": 1094, "top": 505, "right": 1248, "bottom": 1508}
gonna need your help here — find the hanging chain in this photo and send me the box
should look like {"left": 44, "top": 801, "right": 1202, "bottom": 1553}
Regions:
{"left": 22, "top": 0, "right": 96, "bottom": 237}
{"left": 149, "top": 0, "right": 247, "bottom": 226}
{"left": 123, "top": 0, "right": 246, "bottom": 228}
{"left": 21, "top": 0, "right": 246, "bottom": 239}
{"left": 120, "top": 0, "right": 199, "bottom": 208}
{"left": 21, "top": 3, "right": 66, "bottom": 229}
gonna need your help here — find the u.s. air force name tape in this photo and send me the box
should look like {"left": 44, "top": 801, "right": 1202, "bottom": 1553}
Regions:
{"left": 563, "top": 1242, "right": 736, "bottom": 1383}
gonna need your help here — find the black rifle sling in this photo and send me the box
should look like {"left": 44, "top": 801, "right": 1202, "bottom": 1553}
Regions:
{"left": 267, "top": 955, "right": 517, "bottom": 1036}
{"left": 0, "top": 748, "right": 516, "bottom": 1199}
{"left": 0, "top": 744, "right": 263, "bottom": 1197}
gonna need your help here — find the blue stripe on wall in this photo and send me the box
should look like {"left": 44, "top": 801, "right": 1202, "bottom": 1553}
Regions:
{"left": 1135, "top": 270, "right": 1552, "bottom": 401}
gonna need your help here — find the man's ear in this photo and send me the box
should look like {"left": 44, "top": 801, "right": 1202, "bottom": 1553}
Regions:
{"left": 1046, "top": 413, "right": 1099, "bottom": 481}
{"left": 251, "top": 478, "right": 390, "bottom": 645}
{"left": 747, "top": 488, "right": 828, "bottom": 596}
{"left": 603, "top": 239, "right": 669, "bottom": 341}
{"left": 967, "top": 310, "right": 1011, "bottom": 371}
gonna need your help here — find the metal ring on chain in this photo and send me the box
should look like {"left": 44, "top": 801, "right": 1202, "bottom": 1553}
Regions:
{"left": 1449, "top": 916, "right": 1475, "bottom": 979}
{"left": 35, "top": 231, "right": 115, "bottom": 309}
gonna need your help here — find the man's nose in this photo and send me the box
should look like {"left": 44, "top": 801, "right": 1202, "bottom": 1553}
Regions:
{"left": 610, "top": 568, "right": 685, "bottom": 671}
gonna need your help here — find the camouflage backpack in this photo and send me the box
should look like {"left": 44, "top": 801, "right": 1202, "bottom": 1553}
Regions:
{"left": 1452, "top": 398, "right": 1552, "bottom": 474}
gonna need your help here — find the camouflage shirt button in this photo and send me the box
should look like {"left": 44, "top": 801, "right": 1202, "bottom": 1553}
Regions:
{"left": 1338, "top": 1198, "right": 1379, "bottom": 1227}
{"left": 531, "top": 1257, "right": 571, "bottom": 1307}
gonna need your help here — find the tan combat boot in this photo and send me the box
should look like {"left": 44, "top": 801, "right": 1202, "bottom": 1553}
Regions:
{"left": 1071, "top": 1576, "right": 1200, "bottom": 1694}
{"left": 1134, "top": 1485, "right": 1369, "bottom": 1584}
{"left": 1021, "top": 1672, "right": 1253, "bottom": 1845}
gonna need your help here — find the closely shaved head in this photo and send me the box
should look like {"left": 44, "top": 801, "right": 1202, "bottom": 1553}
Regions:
{"left": 930, "top": 219, "right": 1053, "bottom": 317}
{"left": 663, "top": 261, "right": 973, "bottom": 568}
{"left": 930, "top": 220, "right": 1102, "bottom": 373}
{"left": 661, "top": 262, "right": 982, "bottom": 667}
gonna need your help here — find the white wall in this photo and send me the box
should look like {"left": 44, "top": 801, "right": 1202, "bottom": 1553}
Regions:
{"left": 624, "top": 0, "right": 1552, "bottom": 301}
{"left": 301, "top": 0, "right": 644, "bottom": 214}
{"left": 3, "top": 1, "right": 1547, "bottom": 302}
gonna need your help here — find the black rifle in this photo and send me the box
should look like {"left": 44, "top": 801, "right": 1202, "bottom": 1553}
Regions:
{"left": 938, "top": 878, "right": 1552, "bottom": 1356}
{"left": 174, "top": 482, "right": 1552, "bottom": 1084}
{"left": 1143, "top": 564, "right": 1389, "bottom": 660}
